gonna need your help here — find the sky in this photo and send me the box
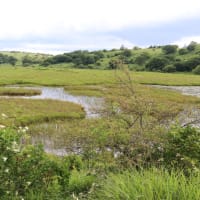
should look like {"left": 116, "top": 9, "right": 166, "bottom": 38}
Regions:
{"left": 1, "top": 0, "right": 200, "bottom": 54}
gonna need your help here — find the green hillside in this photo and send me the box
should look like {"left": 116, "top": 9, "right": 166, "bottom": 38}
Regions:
{"left": 1, "top": 41, "right": 200, "bottom": 74}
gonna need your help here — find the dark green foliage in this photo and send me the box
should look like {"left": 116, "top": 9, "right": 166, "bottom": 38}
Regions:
{"left": 175, "top": 57, "right": 200, "bottom": 71}
{"left": 0, "top": 129, "right": 95, "bottom": 199}
{"left": 193, "top": 65, "right": 200, "bottom": 74}
{"left": 22, "top": 56, "right": 41, "bottom": 66}
{"left": 146, "top": 57, "right": 169, "bottom": 71}
{"left": 187, "top": 41, "right": 197, "bottom": 51}
{"left": 162, "top": 45, "right": 178, "bottom": 54}
{"left": 163, "top": 126, "right": 200, "bottom": 170}
{"left": 108, "top": 59, "right": 121, "bottom": 69}
{"left": 121, "top": 49, "right": 132, "bottom": 57}
{"left": 0, "top": 53, "right": 17, "bottom": 65}
{"left": 179, "top": 48, "right": 188, "bottom": 55}
{"left": 135, "top": 52, "right": 150, "bottom": 65}
{"left": 163, "top": 64, "right": 176, "bottom": 72}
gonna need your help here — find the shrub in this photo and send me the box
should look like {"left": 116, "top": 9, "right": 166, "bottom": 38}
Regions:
{"left": 146, "top": 57, "right": 169, "bottom": 71}
{"left": 192, "top": 65, "right": 200, "bottom": 74}
{"left": 0, "top": 128, "right": 95, "bottom": 199}
{"left": 179, "top": 48, "right": 188, "bottom": 55}
{"left": 163, "top": 126, "right": 200, "bottom": 171}
{"left": 162, "top": 45, "right": 178, "bottom": 54}
{"left": 162, "top": 64, "right": 176, "bottom": 72}
{"left": 68, "top": 169, "right": 95, "bottom": 195}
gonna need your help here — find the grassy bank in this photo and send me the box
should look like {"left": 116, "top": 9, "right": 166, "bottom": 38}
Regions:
{"left": 0, "top": 98, "right": 85, "bottom": 126}
{"left": 0, "top": 87, "right": 41, "bottom": 96}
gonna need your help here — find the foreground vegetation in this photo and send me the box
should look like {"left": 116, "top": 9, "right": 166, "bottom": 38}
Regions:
{"left": 92, "top": 169, "right": 200, "bottom": 200}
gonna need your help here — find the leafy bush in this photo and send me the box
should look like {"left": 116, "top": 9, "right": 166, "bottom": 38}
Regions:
{"left": 163, "top": 64, "right": 176, "bottom": 72}
{"left": 192, "top": 65, "right": 200, "bottom": 74}
{"left": 162, "top": 45, "right": 178, "bottom": 54}
{"left": 0, "top": 128, "right": 95, "bottom": 199}
{"left": 145, "top": 57, "right": 169, "bottom": 71}
{"left": 179, "top": 48, "right": 188, "bottom": 55}
{"left": 68, "top": 169, "right": 95, "bottom": 195}
{"left": 163, "top": 126, "right": 200, "bottom": 171}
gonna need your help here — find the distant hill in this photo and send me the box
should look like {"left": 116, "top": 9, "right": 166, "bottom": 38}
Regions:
{"left": 1, "top": 41, "right": 200, "bottom": 74}
{"left": 0, "top": 51, "right": 51, "bottom": 66}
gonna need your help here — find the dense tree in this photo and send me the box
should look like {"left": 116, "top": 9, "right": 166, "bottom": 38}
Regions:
{"left": 162, "top": 45, "right": 178, "bottom": 54}
{"left": 178, "top": 48, "right": 188, "bottom": 55}
{"left": 0, "top": 53, "right": 18, "bottom": 65}
{"left": 135, "top": 52, "right": 150, "bottom": 65}
{"left": 187, "top": 41, "right": 197, "bottom": 51}
{"left": 192, "top": 65, "right": 200, "bottom": 74}
{"left": 108, "top": 59, "right": 121, "bottom": 69}
{"left": 145, "top": 57, "right": 169, "bottom": 71}
{"left": 121, "top": 49, "right": 132, "bottom": 57}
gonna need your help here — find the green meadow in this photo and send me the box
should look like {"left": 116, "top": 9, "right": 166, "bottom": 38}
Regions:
{"left": 1, "top": 66, "right": 200, "bottom": 86}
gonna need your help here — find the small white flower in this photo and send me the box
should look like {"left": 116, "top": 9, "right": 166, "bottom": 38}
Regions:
{"left": 158, "top": 158, "right": 164, "bottom": 162}
{"left": 0, "top": 124, "right": 6, "bottom": 129}
{"left": 5, "top": 168, "right": 9, "bottom": 173}
{"left": 1, "top": 113, "right": 8, "bottom": 118}
{"left": 2, "top": 157, "right": 7, "bottom": 162}
{"left": 24, "top": 126, "right": 29, "bottom": 130}
{"left": 26, "top": 181, "right": 31, "bottom": 186}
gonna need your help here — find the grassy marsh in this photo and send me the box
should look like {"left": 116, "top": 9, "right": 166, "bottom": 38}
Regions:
{"left": 1, "top": 67, "right": 200, "bottom": 86}
{"left": 0, "top": 98, "right": 85, "bottom": 126}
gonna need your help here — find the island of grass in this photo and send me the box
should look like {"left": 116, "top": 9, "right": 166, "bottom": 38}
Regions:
{"left": 0, "top": 98, "right": 85, "bottom": 126}
{"left": 0, "top": 87, "right": 41, "bottom": 96}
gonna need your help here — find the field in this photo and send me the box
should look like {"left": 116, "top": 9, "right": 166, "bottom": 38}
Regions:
{"left": 0, "top": 66, "right": 200, "bottom": 199}
{"left": 1, "top": 67, "right": 200, "bottom": 86}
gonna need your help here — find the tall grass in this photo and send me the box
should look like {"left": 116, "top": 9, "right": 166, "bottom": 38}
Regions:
{"left": 93, "top": 168, "right": 200, "bottom": 200}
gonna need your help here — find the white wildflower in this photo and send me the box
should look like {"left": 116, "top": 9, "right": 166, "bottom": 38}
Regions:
{"left": 1, "top": 113, "right": 8, "bottom": 118}
{"left": 12, "top": 141, "right": 20, "bottom": 152}
{"left": 158, "top": 158, "right": 164, "bottom": 162}
{"left": 0, "top": 124, "right": 6, "bottom": 129}
{"left": 5, "top": 168, "right": 9, "bottom": 173}
{"left": 2, "top": 156, "right": 7, "bottom": 162}
{"left": 26, "top": 181, "right": 31, "bottom": 186}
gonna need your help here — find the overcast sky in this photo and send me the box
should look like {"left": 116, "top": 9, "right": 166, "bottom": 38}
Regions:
{"left": 1, "top": 0, "right": 200, "bottom": 54}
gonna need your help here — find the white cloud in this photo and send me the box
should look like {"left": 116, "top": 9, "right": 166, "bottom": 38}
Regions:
{"left": 1, "top": 35, "right": 134, "bottom": 54}
{"left": 0, "top": 0, "right": 200, "bottom": 39}
{"left": 173, "top": 36, "right": 200, "bottom": 47}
